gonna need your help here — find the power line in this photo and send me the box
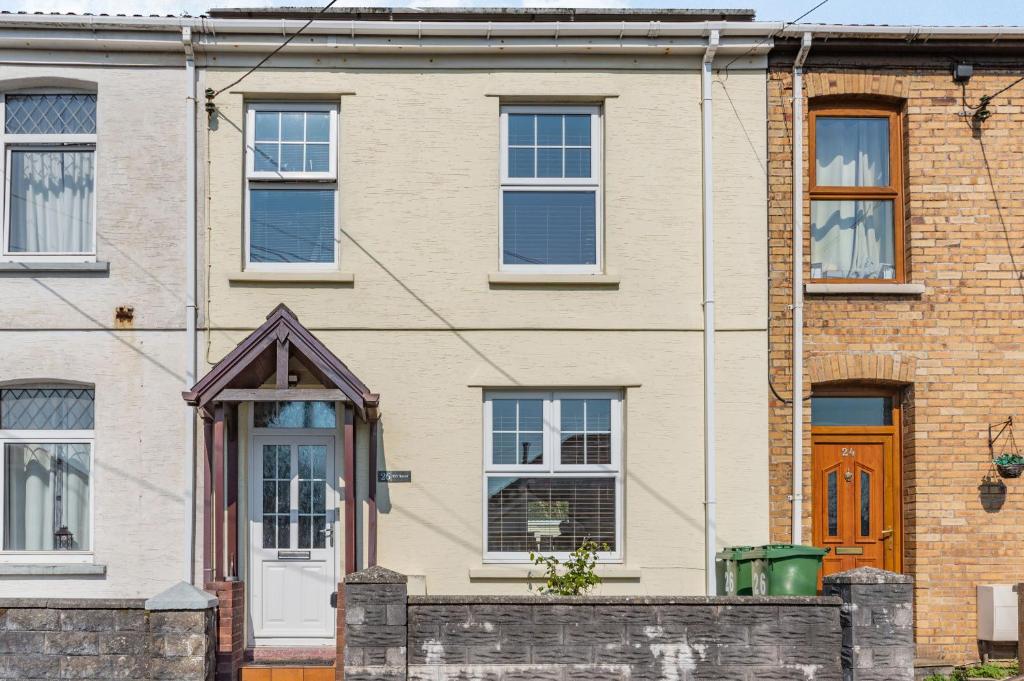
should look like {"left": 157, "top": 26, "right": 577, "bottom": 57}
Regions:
{"left": 208, "top": 0, "right": 340, "bottom": 103}
{"left": 722, "top": 0, "right": 832, "bottom": 73}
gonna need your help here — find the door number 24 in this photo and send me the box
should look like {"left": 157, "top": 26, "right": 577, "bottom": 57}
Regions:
{"left": 841, "top": 447, "right": 856, "bottom": 457}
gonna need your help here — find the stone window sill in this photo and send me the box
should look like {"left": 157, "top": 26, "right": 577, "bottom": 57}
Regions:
{"left": 469, "top": 566, "right": 640, "bottom": 581}
{"left": 0, "top": 261, "right": 109, "bottom": 275}
{"left": 0, "top": 563, "right": 106, "bottom": 576}
{"left": 229, "top": 271, "right": 355, "bottom": 285}
{"left": 488, "top": 272, "right": 620, "bottom": 288}
{"left": 805, "top": 282, "right": 925, "bottom": 296}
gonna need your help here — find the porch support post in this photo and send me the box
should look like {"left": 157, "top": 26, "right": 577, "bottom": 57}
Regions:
{"left": 213, "top": 403, "right": 226, "bottom": 581}
{"left": 226, "top": 404, "right": 239, "bottom": 578}
{"left": 344, "top": 404, "right": 356, "bottom": 575}
{"left": 368, "top": 417, "right": 379, "bottom": 567}
{"left": 202, "top": 414, "right": 214, "bottom": 585}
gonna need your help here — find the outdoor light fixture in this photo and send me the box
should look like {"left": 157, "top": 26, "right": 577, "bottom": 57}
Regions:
{"left": 953, "top": 63, "right": 974, "bottom": 83}
{"left": 54, "top": 526, "right": 74, "bottom": 551}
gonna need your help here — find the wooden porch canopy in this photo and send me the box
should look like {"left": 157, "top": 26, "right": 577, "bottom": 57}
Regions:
{"left": 182, "top": 303, "right": 380, "bottom": 583}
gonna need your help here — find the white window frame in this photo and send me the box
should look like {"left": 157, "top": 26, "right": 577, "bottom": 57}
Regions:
{"left": 482, "top": 390, "right": 623, "bottom": 564}
{"left": 0, "top": 89, "right": 98, "bottom": 263}
{"left": 498, "top": 105, "right": 603, "bottom": 275}
{"left": 0, "top": 387, "right": 95, "bottom": 563}
{"left": 244, "top": 101, "right": 339, "bottom": 272}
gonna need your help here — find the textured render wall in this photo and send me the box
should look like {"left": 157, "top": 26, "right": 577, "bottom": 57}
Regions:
{"left": 204, "top": 58, "right": 769, "bottom": 596}
{"left": 0, "top": 61, "right": 190, "bottom": 598}
{"left": 766, "top": 60, "right": 1024, "bottom": 661}
{"left": 0, "top": 599, "right": 215, "bottom": 680}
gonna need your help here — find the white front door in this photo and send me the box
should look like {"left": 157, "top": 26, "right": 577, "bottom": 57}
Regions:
{"left": 250, "top": 435, "right": 337, "bottom": 645}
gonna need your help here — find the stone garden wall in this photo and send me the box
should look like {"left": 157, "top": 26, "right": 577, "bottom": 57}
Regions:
{"left": 344, "top": 566, "right": 914, "bottom": 681}
{"left": 0, "top": 586, "right": 216, "bottom": 680}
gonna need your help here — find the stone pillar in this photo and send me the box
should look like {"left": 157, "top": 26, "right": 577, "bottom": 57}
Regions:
{"left": 343, "top": 566, "right": 407, "bottom": 681}
{"left": 145, "top": 580, "right": 220, "bottom": 681}
{"left": 823, "top": 567, "right": 914, "bottom": 681}
{"left": 205, "top": 580, "right": 244, "bottom": 681}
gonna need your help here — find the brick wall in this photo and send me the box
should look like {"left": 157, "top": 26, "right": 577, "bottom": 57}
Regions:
{"left": 0, "top": 598, "right": 215, "bottom": 680}
{"left": 206, "top": 581, "right": 244, "bottom": 681}
{"left": 767, "top": 51, "right": 1024, "bottom": 662}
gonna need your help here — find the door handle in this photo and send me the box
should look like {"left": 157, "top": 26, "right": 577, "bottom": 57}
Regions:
{"left": 881, "top": 528, "right": 894, "bottom": 540}
{"left": 321, "top": 526, "right": 334, "bottom": 547}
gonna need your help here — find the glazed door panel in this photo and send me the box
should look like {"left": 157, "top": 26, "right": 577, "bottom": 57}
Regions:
{"left": 813, "top": 436, "right": 889, "bottom": 575}
{"left": 250, "top": 436, "right": 336, "bottom": 644}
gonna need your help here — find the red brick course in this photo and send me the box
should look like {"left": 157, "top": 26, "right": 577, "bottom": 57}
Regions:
{"left": 207, "top": 580, "right": 245, "bottom": 681}
{"left": 768, "top": 60, "right": 1024, "bottom": 662}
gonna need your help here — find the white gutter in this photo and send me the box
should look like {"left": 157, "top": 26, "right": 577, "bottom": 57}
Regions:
{"left": 791, "top": 32, "right": 812, "bottom": 547}
{"left": 182, "top": 26, "right": 198, "bottom": 585}
{"left": 702, "top": 29, "right": 719, "bottom": 595}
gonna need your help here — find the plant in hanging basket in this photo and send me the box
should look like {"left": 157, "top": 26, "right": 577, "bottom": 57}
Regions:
{"left": 993, "top": 453, "right": 1024, "bottom": 479}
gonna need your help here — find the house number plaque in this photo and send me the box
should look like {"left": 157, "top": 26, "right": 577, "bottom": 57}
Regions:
{"left": 378, "top": 470, "right": 412, "bottom": 483}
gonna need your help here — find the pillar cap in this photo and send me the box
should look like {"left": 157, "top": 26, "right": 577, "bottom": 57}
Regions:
{"left": 344, "top": 565, "right": 407, "bottom": 584}
{"left": 823, "top": 567, "right": 913, "bottom": 585}
{"left": 145, "top": 581, "right": 219, "bottom": 611}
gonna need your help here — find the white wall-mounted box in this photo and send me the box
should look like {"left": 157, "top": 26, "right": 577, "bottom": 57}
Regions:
{"left": 978, "top": 584, "right": 1019, "bottom": 642}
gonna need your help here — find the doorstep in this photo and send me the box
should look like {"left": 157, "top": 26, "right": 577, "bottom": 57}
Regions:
{"left": 240, "top": 667, "right": 334, "bottom": 681}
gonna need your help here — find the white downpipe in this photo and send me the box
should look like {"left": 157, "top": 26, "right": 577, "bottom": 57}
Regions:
{"left": 701, "top": 30, "right": 719, "bottom": 595}
{"left": 182, "top": 26, "right": 198, "bottom": 584}
{"left": 791, "top": 32, "right": 812, "bottom": 546}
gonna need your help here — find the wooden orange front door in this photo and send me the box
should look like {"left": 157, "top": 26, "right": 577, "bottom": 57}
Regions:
{"left": 812, "top": 433, "right": 895, "bottom": 575}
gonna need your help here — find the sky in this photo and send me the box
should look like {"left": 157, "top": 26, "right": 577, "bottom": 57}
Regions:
{"left": 0, "top": 0, "right": 1021, "bottom": 26}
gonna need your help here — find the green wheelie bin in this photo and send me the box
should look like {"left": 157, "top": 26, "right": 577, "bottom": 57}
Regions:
{"left": 742, "top": 544, "right": 830, "bottom": 596}
{"left": 716, "top": 546, "right": 755, "bottom": 595}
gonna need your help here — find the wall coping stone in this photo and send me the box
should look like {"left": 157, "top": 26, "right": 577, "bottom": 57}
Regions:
{"left": 0, "top": 597, "right": 145, "bottom": 609}
{"left": 409, "top": 594, "right": 843, "bottom": 606}
{"left": 145, "top": 580, "right": 219, "bottom": 611}
{"left": 824, "top": 566, "right": 914, "bottom": 585}
{"left": 345, "top": 565, "right": 408, "bottom": 584}
{"left": 0, "top": 562, "right": 107, "bottom": 576}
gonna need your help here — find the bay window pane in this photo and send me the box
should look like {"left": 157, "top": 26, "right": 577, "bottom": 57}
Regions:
{"left": 306, "top": 144, "right": 330, "bottom": 172}
{"left": 816, "top": 117, "right": 889, "bottom": 187}
{"left": 810, "top": 200, "right": 894, "bottom": 279}
{"left": 487, "top": 477, "right": 616, "bottom": 553}
{"left": 254, "top": 143, "right": 279, "bottom": 172}
{"left": 250, "top": 188, "right": 335, "bottom": 263}
{"left": 278, "top": 144, "right": 304, "bottom": 172}
{"left": 8, "top": 150, "right": 95, "bottom": 254}
{"left": 281, "top": 112, "right": 304, "bottom": 141}
{"left": 502, "top": 191, "right": 597, "bottom": 266}
{"left": 4, "top": 443, "right": 91, "bottom": 551}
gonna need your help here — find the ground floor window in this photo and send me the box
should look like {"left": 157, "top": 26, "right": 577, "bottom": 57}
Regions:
{"left": 483, "top": 391, "right": 622, "bottom": 562}
{"left": 0, "top": 386, "right": 93, "bottom": 552}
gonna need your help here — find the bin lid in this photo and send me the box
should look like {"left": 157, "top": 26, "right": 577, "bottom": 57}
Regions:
{"left": 758, "top": 544, "right": 830, "bottom": 559}
{"left": 718, "top": 545, "right": 755, "bottom": 559}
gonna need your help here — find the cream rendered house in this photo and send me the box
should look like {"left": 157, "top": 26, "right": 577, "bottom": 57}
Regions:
{"left": 0, "top": 7, "right": 776, "bottom": 668}
{"left": 192, "top": 7, "right": 773, "bottom": 659}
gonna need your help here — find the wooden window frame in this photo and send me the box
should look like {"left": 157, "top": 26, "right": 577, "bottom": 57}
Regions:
{"left": 809, "top": 101, "right": 905, "bottom": 284}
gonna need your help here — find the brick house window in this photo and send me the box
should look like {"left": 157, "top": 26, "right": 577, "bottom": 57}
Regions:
{"left": 809, "top": 102, "right": 903, "bottom": 282}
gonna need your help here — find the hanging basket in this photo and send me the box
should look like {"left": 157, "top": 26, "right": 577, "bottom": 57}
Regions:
{"left": 995, "top": 463, "right": 1024, "bottom": 479}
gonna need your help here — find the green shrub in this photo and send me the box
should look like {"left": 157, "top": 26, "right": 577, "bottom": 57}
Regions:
{"left": 528, "top": 539, "right": 608, "bottom": 596}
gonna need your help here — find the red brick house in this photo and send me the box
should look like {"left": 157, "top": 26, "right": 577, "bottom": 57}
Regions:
{"left": 768, "top": 26, "right": 1024, "bottom": 663}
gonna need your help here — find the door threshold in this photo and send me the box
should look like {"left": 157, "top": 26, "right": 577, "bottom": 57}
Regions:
{"left": 246, "top": 646, "right": 336, "bottom": 666}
